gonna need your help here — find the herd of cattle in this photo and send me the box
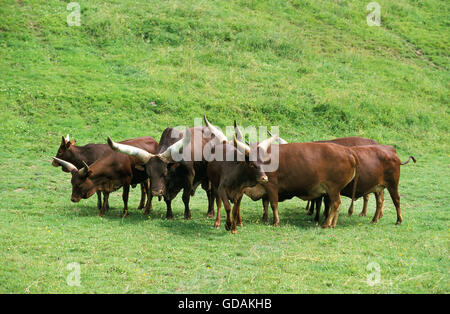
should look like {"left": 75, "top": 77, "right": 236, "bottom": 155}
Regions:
{"left": 52, "top": 116, "right": 416, "bottom": 234}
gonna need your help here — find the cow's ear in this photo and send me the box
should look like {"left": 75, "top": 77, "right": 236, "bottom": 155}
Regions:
{"left": 70, "top": 140, "right": 76, "bottom": 145}
{"left": 61, "top": 136, "right": 67, "bottom": 146}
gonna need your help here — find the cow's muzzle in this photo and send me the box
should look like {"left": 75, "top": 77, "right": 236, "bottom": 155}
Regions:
{"left": 257, "top": 175, "right": 269, "bottom": 184}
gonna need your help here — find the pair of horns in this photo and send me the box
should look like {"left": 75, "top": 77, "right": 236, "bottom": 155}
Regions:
{"left": 108, "top": 128, "right": 191, "bottom": 164}
{"left": 53, "top": 157, "right": 89, "bottom": 176}
{"left": 204, "top": 115, "right": 279, "bottom": 156}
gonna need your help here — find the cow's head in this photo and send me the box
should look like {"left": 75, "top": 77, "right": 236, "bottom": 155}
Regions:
{"left": 52, "top": 157, "right": 96, "bottom": 202}
{"left": 205, "top": 116, "right": 279, "bottom": 185}
{"left": 107, "top": 130, "right": 190, "bottom": 197}
{"left": 52, "top": 135, "right": 77, "bottom": 171}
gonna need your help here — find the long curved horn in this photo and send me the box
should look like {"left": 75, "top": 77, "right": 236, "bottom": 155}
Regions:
{"left": 79, "top": 160, "right": 89, "bottom": 177}
{"left": 159, "top": 127, "right": 191, "bottom": 161}
{"left": 204, "top": 115, "right": 228, "bottom": 143}
{"left": 233, "top": 135, "right": 251, "bottom": 156}
{"left": 52, "top": 157, "right": 78, "bottom": 173}
{"left": 234, "top": 120, "right": 244, "bottom": 142}
{"left": 267, "top": 130, "right": 288, "bottom": 144}
{"left": 258, "top": 134, "right": 279, "bottom": 154}
{"left": 107, "top": 136, "right": 154, "bottom": 164}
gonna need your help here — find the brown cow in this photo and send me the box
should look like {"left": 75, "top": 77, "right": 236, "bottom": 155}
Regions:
{"left": 53, "top": 136, "right": 158, "bottom": 217}
{"left": 316, "top": 145, "right": 416, "bottom": 225}
{"left": 205, "top": 133, "right": 276, "bottom": 234}
{"left": 244, "top": 129, "right": 376, "bottom": 223}
{"left": 108, "top": 126, "right": 217, "bottom": 219}
{"left": 306, "top": 136, "right": 378, "bottom": 217}
{"left": 52, "top": 135, "right": 151, "bottom": 212}
{"left": 208, "top": 120, "right": 359, "bottom": 229}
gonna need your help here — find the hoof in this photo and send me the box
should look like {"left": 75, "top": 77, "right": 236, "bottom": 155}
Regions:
{"left": 359, "top": 213, "right": 367, "bottom": 217}
{"left": 321, "top": 223, "right": 329, "bottom": 229}
{"left": 231, "top": 229, "right": 237, "bottom": 234}
{"left": 225, "top": 223, "right": 231, "bottom": 231}
{"left": 166, "top": 215, "right": 174, "bottom": 220}
{"left": 214, "top": 222, "right": 220, "bottom": 229}
{"left": 262, "top": 215, "right": 268, "bottom": 223}
{"left": 306, "top": 211, "right": 313, "bottom": 216}
{"left": 207, "top": 211, "right": 214, "bottom": 218}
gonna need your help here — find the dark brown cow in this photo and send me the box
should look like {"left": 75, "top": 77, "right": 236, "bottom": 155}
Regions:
{"left": 108, "top": 126, "right": 216, "bottom": 219}
{"left": 209, "top": 120, "right": 359, "bottom": 229}
{"left": 52, "top": 135, "right": 151, "bottom": 211}
{"left": 315, "top": 145, "right": 416, "bottom": 225}
{"left": 53, "top": 136, "right": 158, "bottom": 217}
{"left": 206, "top": 137, "right": 275, "bottom": 234}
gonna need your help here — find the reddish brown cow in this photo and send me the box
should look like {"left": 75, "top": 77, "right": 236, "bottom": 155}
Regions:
{"left": 207, "top": 120, "right": 360, "bottom": 229}
{"left": 316, "top": 145, "right": 416, "bottom": 225}
{"left": 244, "top": 129, "right": 376, "bottom": 223}
{"left": 53, "top": 136, "right": 158, "bottom": 217}
{"left": 306, "top": 136, "right": 378, "bottom": 217}
{"left": 52, "top": 135, "right": 151, "bottom": 211}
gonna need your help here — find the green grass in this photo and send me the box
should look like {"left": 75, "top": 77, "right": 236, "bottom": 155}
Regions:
{"left": 0, "top": 0, "right": 448, "bottom": 293}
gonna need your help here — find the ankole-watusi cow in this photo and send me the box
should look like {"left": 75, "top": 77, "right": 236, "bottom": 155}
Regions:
{"left": 205, "top": 121, "right": 276, "bottom": 234}
{"left": 52, "top": 135, "right": 152, "bottom": 212}
{"left": 53, "top": 136, "right": 158, "bottom": 217}
{"left": 208, "top": 120, "right": 360, "bottom": 229}
{"left": 108, "top": 126, "right": 218, "bottom": 219}
{"left": 305, "top": 136, "right": 379, "bottom": 217}
{"left": 239, "top": 127, "right": 375, "bottom": 224}
{"left": 314, "top": 145, "right": 416, "bottom": 225}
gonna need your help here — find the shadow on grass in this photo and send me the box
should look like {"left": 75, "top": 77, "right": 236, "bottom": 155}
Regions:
{"left": 63, "top": 197, "right": 369, "bottom": 232}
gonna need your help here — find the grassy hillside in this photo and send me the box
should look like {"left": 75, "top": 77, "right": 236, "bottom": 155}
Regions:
{"left": 0, "top": 0, "right": 448, "bottom": 293}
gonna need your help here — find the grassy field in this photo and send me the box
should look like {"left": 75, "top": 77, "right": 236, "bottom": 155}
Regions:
{"left": 0, "top": 0, "right": 448, "bottom": 293}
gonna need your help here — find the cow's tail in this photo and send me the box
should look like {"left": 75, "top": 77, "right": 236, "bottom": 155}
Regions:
{"left": 401, "top": 156, "right": 416, "bottom": 165}
{"left": 350, "top": 152, "right": 360, "bottom": 212}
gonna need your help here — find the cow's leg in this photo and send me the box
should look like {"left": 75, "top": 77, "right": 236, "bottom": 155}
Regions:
{"left": 182, "top": 188, "right": 192, "bottom": 220}
{"left": 314, "top": 197, "right": 322, "bottom": 224}
{"left": 121, "top": 184, "right": 130, "bottom": 217}
{"left": 322, "top": 192, "right": 341, "bottom": 229}
{"left": 236, "top": 198, "right": 242, "bottom": 227}
{"left": 99, "top": 192, "right": 109, "bottom": 217}
{"left": 214, "top": 189, "right": 222, "bottom": 228}
{"left": 97, "top": 191, "right": 102, "bottom": 210}
{"left": 323, "top": 195, "right": 330, "bottom": 219}
{"left": 266, "top": 189, "right": 279, "bottom": 226}
{"left": 347, "top": 196, "right": 354, "bottom": 216}
{"left": 378, "top": 190, "right": 385, "bottom": 218}
{"left": 387, "top": 184, "right": 402, "bottom": 225}
{"left": 218, "top": 188, "right": 232, "bottom": 231}
{"left": 359, "top": 194, "right": 370, "bottom": 216}
{"left": 307, "top": 199, "right": 315, "bottom": 216}
{"left": 371, "top": 190, "right": 384, "bottom": 223}
{"left": 231, "top": 195, "right": 243, "bottom": 234}
{"left": 164, "top": 197, "right": 174, "bottom": 219}
{"left": 305, "top": 200, "right": 310, "bottom": 212}
{"left": 260, "top": 199, "right": 268, "bottom": 222}
{"left": 206, "top": 184, "right": 215, "bottom": 218}
{"left": 138, "top": 183, "right": 145, "bottom": 210}
{"left": 105, "top": 192, "right": 110, "bottom": 210}
{"left": 143, "top": 181, "right": 152, "bottom": 215}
